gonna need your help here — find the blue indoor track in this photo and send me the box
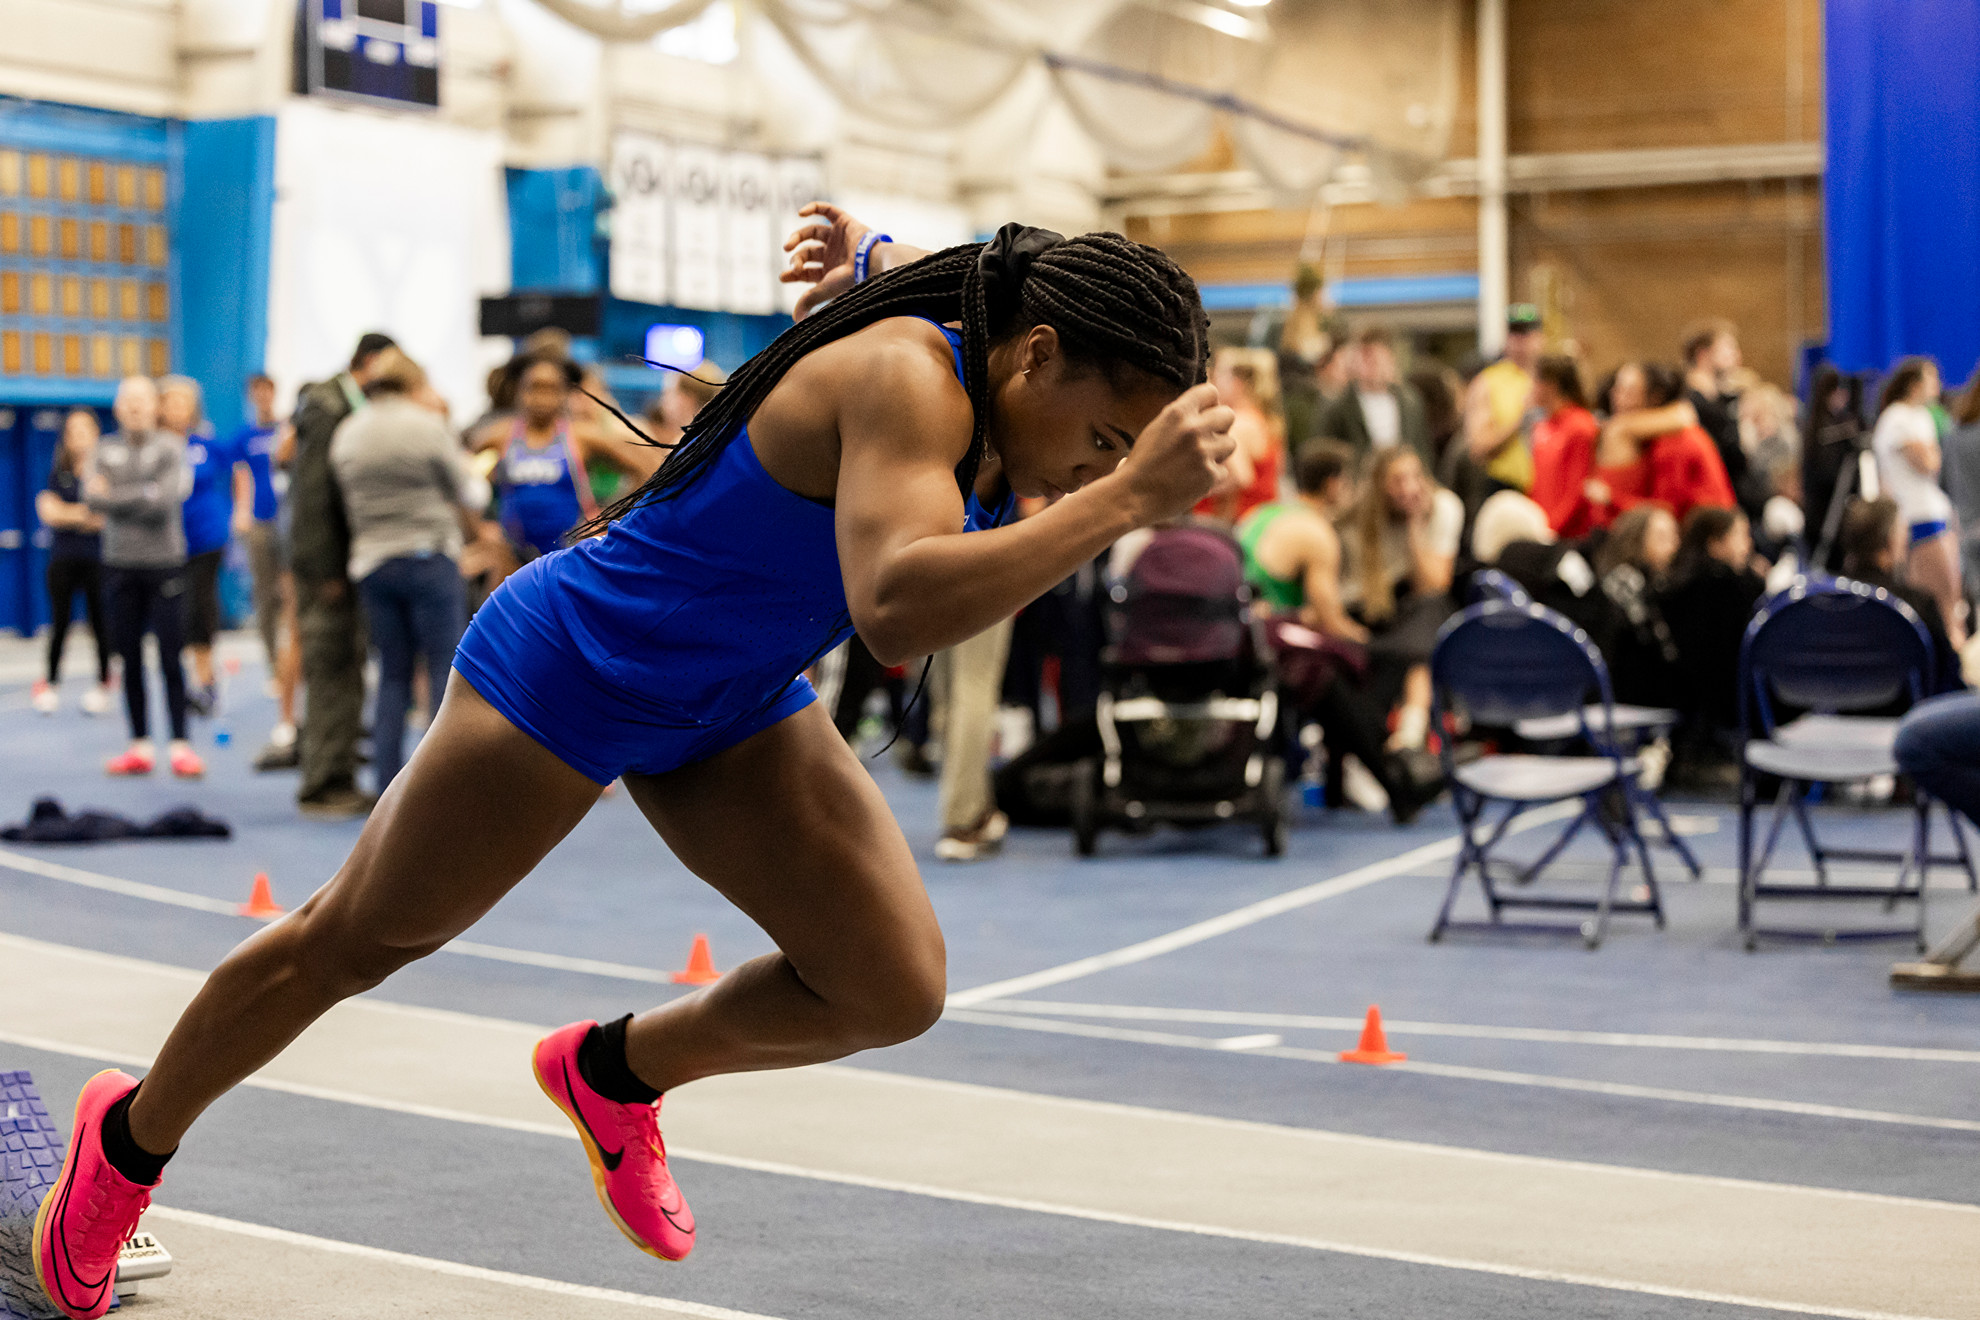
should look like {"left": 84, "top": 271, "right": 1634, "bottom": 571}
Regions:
{"left": 1, "top": 636, "right": 1975, "bottom": 1320}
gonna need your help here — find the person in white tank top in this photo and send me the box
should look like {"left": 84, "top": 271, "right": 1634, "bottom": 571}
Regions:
{"left": 1871, "top": 358, "right": 1967, "bottom": 647}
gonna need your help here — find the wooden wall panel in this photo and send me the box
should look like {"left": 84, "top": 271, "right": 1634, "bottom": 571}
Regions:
{"left": 1508, "top": 0, "right": 1823, "bottom": 153}
{"left": 1125, "top": 0, "right": 1828, "bottom": 386}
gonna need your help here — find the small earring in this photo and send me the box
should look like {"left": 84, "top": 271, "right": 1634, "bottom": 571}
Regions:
{"left": 1022, "top": 368, "right": 1031, "bottom": 377}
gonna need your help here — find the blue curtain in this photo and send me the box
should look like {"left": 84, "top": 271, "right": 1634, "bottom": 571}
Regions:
{"left": 1825, "top": 1, "right": 1980, "bottom": 379}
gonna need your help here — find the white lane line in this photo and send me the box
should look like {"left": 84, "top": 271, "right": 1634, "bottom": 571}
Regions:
{"left": 1383, "top": 1060, "right": 1980, "bottom": 1134}
{"left": 943, "top": 1010, "right": 1980, "bottom": 1135}
{"left": 0, "top": 847, "right": 678, "bottom": 984}
{"left": 945, "top": 800, "right": 1584, "bottom": 1007}
{"left": 10, "top": 1015, "right": 1976, "bottom": 1218}
{"left": 144, "top": 1206, "right": 779, "bottom": 1318}
{"left": 0, "top": 847, "right": 243, "bottom": 915}
{"left": 5, "top": 1033, "right": 1949, "bottom": 1320}
{"left": 975, "top": 1000, "right": 1980, "bottom": 1065}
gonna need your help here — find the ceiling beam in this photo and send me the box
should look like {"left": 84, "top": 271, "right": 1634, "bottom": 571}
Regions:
{"left": 1105, "top": 141, "right": 1826, "bottom": 216}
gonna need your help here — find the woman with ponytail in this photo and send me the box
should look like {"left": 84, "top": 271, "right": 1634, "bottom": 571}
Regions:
{"left": 33, "top": 205, "right": 1230, "bottom": 1315}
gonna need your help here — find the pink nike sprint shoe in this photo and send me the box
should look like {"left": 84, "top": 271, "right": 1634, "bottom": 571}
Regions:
{"left": 532, "top": 1021, "right": 695, "bottom": 1261}
{"left": 32, "top": 1070, "right": 158, "bottom": 1320}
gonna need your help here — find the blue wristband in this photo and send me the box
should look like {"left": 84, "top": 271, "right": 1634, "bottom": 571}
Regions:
{"left": 853, "top": 232, "right": 892, "bottom": 285}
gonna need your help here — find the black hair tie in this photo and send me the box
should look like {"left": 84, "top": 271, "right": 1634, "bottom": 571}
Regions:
{"left": 977, "top": 222, "right": 1065, "bottom": 331}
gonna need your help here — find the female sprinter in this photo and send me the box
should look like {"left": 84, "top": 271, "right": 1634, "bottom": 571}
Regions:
{"left": 33, "top": 211, "right": 1231, "bottom": 1318}
{"left": 475, "top": 352, "right": 661, "bottom": 560}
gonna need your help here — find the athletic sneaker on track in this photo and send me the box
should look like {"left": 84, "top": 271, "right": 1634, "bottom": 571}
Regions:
{"left": 532, "top": 1020, "right": 696, "bottom": 1260}
{"left": 33, "top": 1071, "right": 157, "bottom": 1320}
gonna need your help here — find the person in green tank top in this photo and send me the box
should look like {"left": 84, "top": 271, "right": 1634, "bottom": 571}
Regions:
{"left": 1239, "top": 440, "right": 1444, "bottom": 825}
{"left": 1237, "top": 440, "right": 1364, "bottom": 640}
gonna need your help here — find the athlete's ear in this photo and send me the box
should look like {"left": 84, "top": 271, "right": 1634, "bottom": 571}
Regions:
{"left": 1017, "top": 324, "right": 1061, "bottom": 379}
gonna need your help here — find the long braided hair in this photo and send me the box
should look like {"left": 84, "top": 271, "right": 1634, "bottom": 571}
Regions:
{"left": 581, "top": 223, "right": 1209, "bottom": 533}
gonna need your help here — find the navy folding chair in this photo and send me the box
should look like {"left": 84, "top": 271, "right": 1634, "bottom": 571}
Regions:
{"left": 1474, "top": 569, "right": 1698, "bottom": 878}
{"left": 1427, "top": 600, "right": 1666, "bottom": 948}
{"left": 1737, "top": 579, "right": 1977, "bottom": 949}
{"left": 1471, "top": 568, "right": 1529, "bottom": 605}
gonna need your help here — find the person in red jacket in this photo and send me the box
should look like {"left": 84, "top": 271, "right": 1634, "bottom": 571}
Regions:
{"left": 1527, "top": 355, "right": 1602, "bottom": 536}
{"left": 1590, "top": 362, "right": 1735, "bottom": 525}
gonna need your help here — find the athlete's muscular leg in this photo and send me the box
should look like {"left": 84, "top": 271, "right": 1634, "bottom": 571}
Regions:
{"left": 621, "top": 701, "right": 946, "bottom": 1091}
{"left": 127, "top": 675, "right": 602, "bottom": 1155}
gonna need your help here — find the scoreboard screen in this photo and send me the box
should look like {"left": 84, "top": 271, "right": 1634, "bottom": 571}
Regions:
{"left": 296, "top": 0, "right": 440, "bottom": 110}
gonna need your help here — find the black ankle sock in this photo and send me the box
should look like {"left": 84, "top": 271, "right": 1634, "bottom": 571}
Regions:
{"left": 575, "top": 1015, "right": 663, "bottom": 1106}
{"left": 100, "top": 1088, "right": 173, "bottom": 1186}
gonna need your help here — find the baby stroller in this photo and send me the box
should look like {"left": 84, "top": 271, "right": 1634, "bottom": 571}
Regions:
{"left": 1071, "top": 522, "right": 1286, "bottom": 856}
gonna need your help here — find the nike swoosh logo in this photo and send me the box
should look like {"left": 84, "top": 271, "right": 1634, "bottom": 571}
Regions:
{"left": 662, "top": 1203, "right": 693, "bottom": 1234}
{"left": 50, "top": 1141, "right": 114, "bottom": 1302}
{"left": 561, "top": 1060, "right": 625, "bottom": 1172}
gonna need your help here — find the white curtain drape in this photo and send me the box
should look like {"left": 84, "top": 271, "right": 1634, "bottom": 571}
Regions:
{"left": 527, "top": 0, "right": 1459, "bottom": 199}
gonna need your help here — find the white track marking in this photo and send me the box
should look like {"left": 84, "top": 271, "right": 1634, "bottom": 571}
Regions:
{"left": 9, "top": 1013, "right": 1975, "bottom": 1219}
{"left": 0, "top": 847, "right": 678, "bottom": 983}
{"left": 6, "top": 1031, "right": 1952, "bottom": 1320}
{"left": 943, "top": 1010, "right": 1980, "bottom": 1134}
{"left": 972, "top": 999, "right": 1980, "bottom": 1064}
{"left": 9, "top": 928, "right": 1980, "bottom": 1320}
{"left": 946, "top": 801, "right": 1582, "bottom": 1007}
{"left": 1215, "top": 1033, "right": 1283, "bottom": 1051}
{"left": 144, "top": 1206, "right": 781, "bottom": 1318}
{"left": 0, "top": 847, "right": 243, "bottom": 914}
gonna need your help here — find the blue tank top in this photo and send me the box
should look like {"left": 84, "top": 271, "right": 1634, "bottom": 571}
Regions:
{"left": 538, "top": 322, "right": 1011, "bottom": 724}
{"left": 501, "top": 421, "right": 592, "bottom": 558}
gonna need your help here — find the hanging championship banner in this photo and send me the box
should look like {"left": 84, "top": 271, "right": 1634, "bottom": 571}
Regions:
{"left": 723, "top": 152, "right": 779, "bottom": 315}
{"left": 776, "top": 156, "right": 827, "bottom": 315}
{"left": 608, "top": 131, "right": 826, "bottom": 316}
{"left": 668, "top": 142, "right": 725, "bottom": 311}
{"left": 608, "top": 134, "right": 670, "bottom": 306}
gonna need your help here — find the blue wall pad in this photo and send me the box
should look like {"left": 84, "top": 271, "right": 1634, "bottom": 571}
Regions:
{"left": 0, "top": 1070, "right": 63, "bottom": 1320}
{"left": 1825, "top": 0, "right": 1980, "bottom": 376}
{"left": 176, "top": 117, "right": 276, "bottom": 442}
{"left": 506, "top": 167, "right": 603, "bottom": 294}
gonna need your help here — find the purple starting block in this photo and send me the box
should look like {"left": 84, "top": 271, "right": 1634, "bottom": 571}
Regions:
{"left": 0, "top": 1071, "right": 174, "bottom": 1317}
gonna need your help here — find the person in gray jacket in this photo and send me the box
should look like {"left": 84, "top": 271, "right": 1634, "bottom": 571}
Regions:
{"left": 329, "top": 348, "right": 491, "bottom": 795}
{"left": 86, "top": 375, "right": 202, "bottom": 778}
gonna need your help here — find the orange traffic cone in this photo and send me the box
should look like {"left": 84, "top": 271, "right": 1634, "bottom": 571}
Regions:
{"left": 238, "top": 872, "right": 285, "bottom": 919}
{"left": 671, "top": 934, "right": 721, "bottom": 985}
{"left": 1338, "top": 1005, "right": 1406, "bottom": 1064}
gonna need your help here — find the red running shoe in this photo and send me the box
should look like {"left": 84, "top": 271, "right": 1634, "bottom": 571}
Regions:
{"left": 32, "top": 1071, "right": 158, "bottom": 1320}
{"left": 532, "top": 1020, "right": 695, "bottom": 1261}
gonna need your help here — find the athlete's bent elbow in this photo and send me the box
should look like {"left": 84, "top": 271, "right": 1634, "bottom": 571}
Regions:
{"left": 852, "top": 612, "right": 926, "bottom": 671}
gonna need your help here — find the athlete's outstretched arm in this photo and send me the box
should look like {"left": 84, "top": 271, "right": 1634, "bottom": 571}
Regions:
{"left": 833, "top": 337, "right": 1233, "bottom": 666}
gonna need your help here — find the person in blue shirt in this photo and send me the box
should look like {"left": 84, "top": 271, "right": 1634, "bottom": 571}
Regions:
{"left": 162, "top": 375, "right": 248, "bottom": 717}
{"left": 472, "top": 353, "right": 657, "bottom": 561}
{"left": 232, "top": 373, "right": 302, "bottom": 760}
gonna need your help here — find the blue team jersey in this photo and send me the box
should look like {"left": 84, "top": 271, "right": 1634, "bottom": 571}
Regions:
{"left": 182, "top": 424, "right": 241, "bottom": 557}
{"left": 499, "top": 421, "right": 594, "bottom": 559}
{"left": 235, "top": 423, "right": 281, "bottom": 522}
{"left": 453, "top": 319, "right": 1012, "bottom": 784}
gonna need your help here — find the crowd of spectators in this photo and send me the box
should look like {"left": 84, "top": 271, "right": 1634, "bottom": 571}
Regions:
{"left": 1211, "top": 300, "right": 1979, "bottom": 799}
{"left": 32, "top": 330, "right": 694, "bottom": 819}
{"left": 793, "top": 301, "right": 1980, "bottom": 849}
{"left": 28, "top": 300, "right": 1979, "bottom": 848}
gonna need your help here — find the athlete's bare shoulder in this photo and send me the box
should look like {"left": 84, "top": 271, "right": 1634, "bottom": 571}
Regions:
{"left": 748, "top": 316, "right": 973, "bottom": 503}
